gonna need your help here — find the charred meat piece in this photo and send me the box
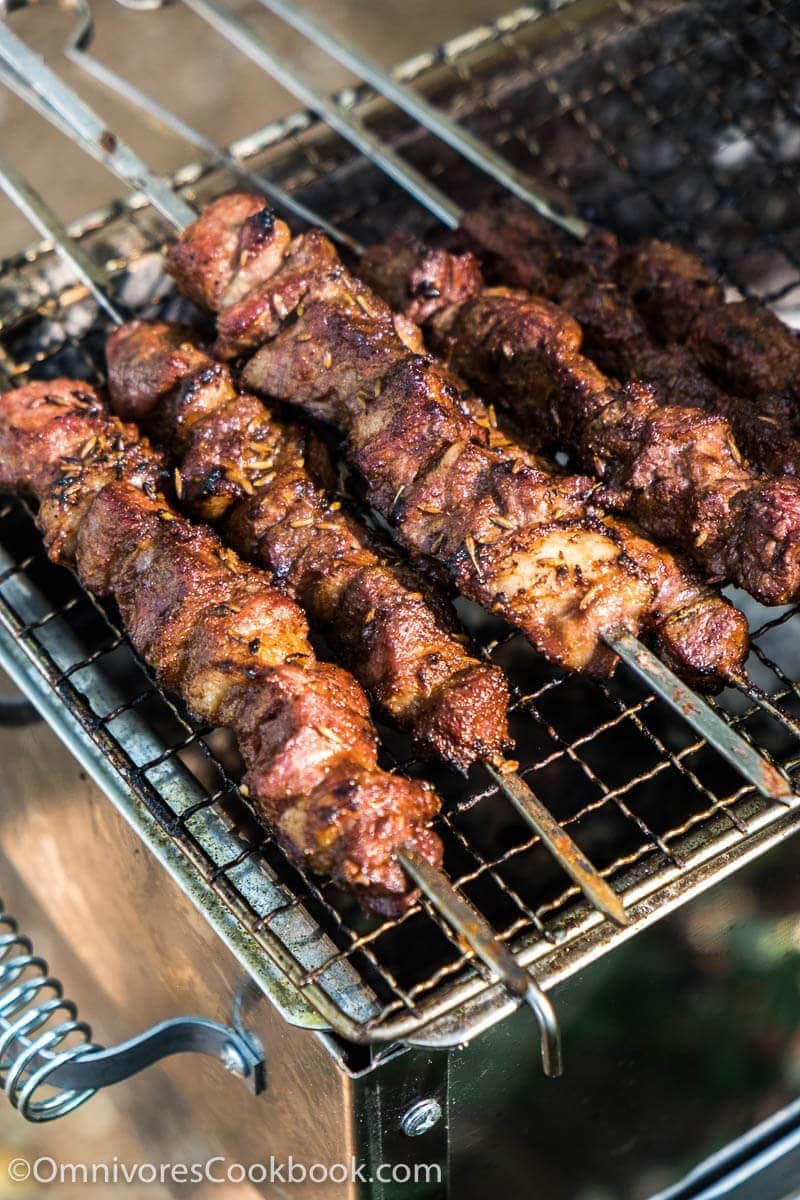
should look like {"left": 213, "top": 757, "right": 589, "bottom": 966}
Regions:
{"left": 106, "top": 320, "right": 511, "bottom": 770}
{"left": 613, "top": 238, "right": 722, "bottom": 343}
{"left": 166, "top": 196, "right": 659, "bottom": 678}
{"left": 626, "top": 344, "right": 800, "bottom": 478}
{"left": 364, "top": 231, "right": 800, "bottom": 607}
{"left": 556, "top": 276, "right": 800, "bottom": 478}
{"left": 0, "top": 378, "right": 442, "bottom": 914}
{"left": 607, "top": 237, "right": 800, "bottom": 409}
{"left": 165, "top": 195, "right": 749, "bottom": 683}
{"left": 458, "top": 201, "right": 800, "bottom": 474}
{"left": 363, "top": 237, "right": 749, "bottom": 684}
{"left": 166, "top": 191, "right": 292, "bottom": 313}
{"left": 686, "top": 302, "right": 800, "bottom": 404}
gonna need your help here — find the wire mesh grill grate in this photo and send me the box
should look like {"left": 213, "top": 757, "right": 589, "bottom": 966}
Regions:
{"left": 2, "top": 0, "right": 800, "bottom": 1042}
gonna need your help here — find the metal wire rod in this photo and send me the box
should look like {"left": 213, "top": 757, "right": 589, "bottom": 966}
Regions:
{"left": 0, "top": 59, "right": 123, "bottom": 175}
{"left": 0, "top": 21, "right": 194, "bottom": 229}
{"left": 607, "top": 631, "right": 793, "bottom": 803}
{"left": 254, "top": 0, "right": 588, "bottom": 240}
{"left": 728, "top": 673, "right": 800, "bottom": 745}
{"left": 156, "top": 0, "right": 800, "bottom": 806}
{"left": 398, "top": 847, "right": 562, "bottom": 1077}
{"left": 62, "top": 0, "right": 363, "bottom": 255}
{"left": 486, "top": 762, "right": 627, "bottom": 925}
{"left": 53, "top": 3, "right": 799, "bottom": 773}
{"left": 180, "top": 0, "right": 462, "bottom": 228}
{"left": 0, "top": 151, "right": 124, "bottom": 324}
{"left": 1, "top": 20, "right": 793, "bottom": 835}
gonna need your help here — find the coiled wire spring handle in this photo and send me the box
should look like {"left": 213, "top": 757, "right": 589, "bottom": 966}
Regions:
{"left": 0, "top": 900, "right": 265, "bottom": 1122}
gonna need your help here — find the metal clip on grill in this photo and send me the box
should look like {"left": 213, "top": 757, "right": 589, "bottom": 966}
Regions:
{"left": 0, "top": 0, "right": 799, "bottom": 1100}
{"left": 0, "top": 899, "right": 264, "bottom": 1121}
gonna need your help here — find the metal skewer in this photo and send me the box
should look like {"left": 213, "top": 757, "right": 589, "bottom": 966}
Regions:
{"left": 486, "top": 762, "right": 627, "bottom": 925}
{"left": 398, "top": 847, "right": 562, "bottom": 1077}
{"left": 0, "top": 23, "right": 636, "bottom": 929}
{"left": 181, "top": 0, "right": 461, "bottom": 229}
{"left": 2, "top": 8, "right": 795, "bottom": 864}
{"left": 606, "top": 632, "right": 792, "bottom": 804}
{"left": 253, "top": 0, "right": 588, "bottom": 240}
{"left": 105, "top": 0, "right": 580, "bottom": 237}
{"left": 50, "top": 7, "right": 800, "bottom": 774}
{"left": 175, "top": 0, "right": 559, "bottom": 241}
{"left": 0, "top": 22, "right": 194, "bottom": 230}
{"left": 61, "top": 0, "right": 363, "bottom": 255}
{"left": 0, "top": 152, "right": 124, "bottom": 325}
{"left": 145, "top": 0, "right": 800, "bottom": 800}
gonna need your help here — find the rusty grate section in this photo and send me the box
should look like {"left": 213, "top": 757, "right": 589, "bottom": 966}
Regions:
{"left": 1, "top": 0, "right": 800, "bottom": 1042}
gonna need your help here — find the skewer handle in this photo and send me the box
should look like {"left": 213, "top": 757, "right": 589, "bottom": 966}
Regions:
{"left": 0, "top": 20, "right": 194, "bottom": 229}
{"left": 65, "top": 0, "right": 364, "bottom": 255}
{"left": 255, "top": 0, "right": 588, "bottom": 239}
{"left": 0, "top": 151, "right": 125, "bottom": 324}
{"left": 181, "top": 0, "right": 462, "bottom": 228}
{"left": 398, "top": 849, "right": 563, "bottom": 1077}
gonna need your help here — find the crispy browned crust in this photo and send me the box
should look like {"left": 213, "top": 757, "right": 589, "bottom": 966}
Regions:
{"left": 433, "top": 289, "right": 800, "bottom": 607}
{"left": 552, "top": 257, "right": 794, "bottom": 474}
{"left": 107, "top": 320, "right": 512, "bottom": 770}
{"left": 685, "top": 302, "right": 800, "bottom": 403}
{"left": 368, "top": 225, "right": 800, "bottom": 611}
{"left": 458, "top": 201, "right": 800, "bottom": 478}
{"left": 614, "top": 236, "right": 800, "bottom": 407}
{"left": 361, "top": 236, "right": 750, "bottom": 682}
{"left": 362, "top": 233, "right": 483, "bottom": 327}
{"left": 0, "top": 378, "right": 443, "bottom": 914}
{"left": 613, "top": 238, "right": 723, "bottom": 343}
{"left": 166, "top": 195, "right": 658, "bottom": 679}
{"left": 167, "top": 192, "right": 291, "bottom": 312}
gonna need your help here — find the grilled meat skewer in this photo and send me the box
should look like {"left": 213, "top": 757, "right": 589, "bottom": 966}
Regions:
{"left": 426, "top": 379, "right": 748, "bottom": 689}
{"left": 106, "top": 319, "right": 511, "bottom": 771}
{"left": 165, "top": 194, "right": 748, "bottom": 684}
{"left": 457, "top": 203, "right": 800, "bottom": 478}
{"left": 0, "top": 378, "right": 442, "bottom": 914}
{"left": 361, "top": 231, "right": 800, "bottom": 607}
{"left": 617, "top": 237, "right": 800, "bottom": 406}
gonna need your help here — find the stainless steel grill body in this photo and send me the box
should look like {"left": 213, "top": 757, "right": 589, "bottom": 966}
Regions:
{"left": 3, "top": 0, "right": 800, "bottom": 1193}
{"left": 6, "top": 674, "right": 800, "bottom": 1200}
